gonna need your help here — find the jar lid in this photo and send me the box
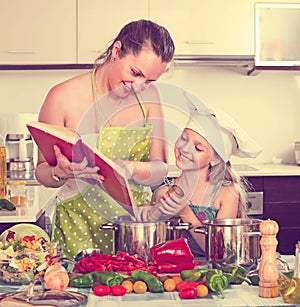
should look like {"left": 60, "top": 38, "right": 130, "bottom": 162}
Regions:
{"left": 7, "top": 181, "right": 26, "bottom": 186}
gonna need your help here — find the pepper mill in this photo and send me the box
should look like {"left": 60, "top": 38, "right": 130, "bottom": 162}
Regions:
{"left": 259, "top": 219, "right": 279, "bottom": 298}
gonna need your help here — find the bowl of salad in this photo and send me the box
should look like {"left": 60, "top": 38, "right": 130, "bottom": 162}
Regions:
{"left": 0, "top": 225, "right": 61, "bottom": 285}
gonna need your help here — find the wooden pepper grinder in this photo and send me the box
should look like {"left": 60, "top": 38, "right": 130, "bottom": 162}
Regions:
{"left": 259, "top": 219, "right": 279, "bottom": 298}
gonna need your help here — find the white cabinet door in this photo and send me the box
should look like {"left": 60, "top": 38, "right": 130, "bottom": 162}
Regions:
{"left": 149, "top": 0, "right": 255, "bottom": 56}
{"left": 0, "top": 0, "right": 76, "bottom": 64}
{"left": 77, "top": 0, "right": 149, "bottom": 64}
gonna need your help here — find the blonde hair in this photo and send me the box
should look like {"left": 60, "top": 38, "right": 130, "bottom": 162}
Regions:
{"left": 209, "top": 156, "right": 249, "bottom": 218}
{"left": 224, "top": 162, "right": 250, "bottom": 218}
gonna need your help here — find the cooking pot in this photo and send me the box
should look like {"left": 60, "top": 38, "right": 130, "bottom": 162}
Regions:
{"left": 194, "top": 218, "right": 262, "bottom": 267}
{"left": 100, "top": 215, "right": 191, "bottom": 263}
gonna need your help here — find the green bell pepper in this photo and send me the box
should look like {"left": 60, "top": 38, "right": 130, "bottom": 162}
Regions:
{"left": 219, "top": 264, "right": 251, "bottom": 285}
{"left": 180, "top": 268, "right": 209, "bottom": 282}
{"left": 70, "top": 271, "right": 124, "bottom": 288}
{"left": 205, "top": 269, "right": 229, "bottom": 299}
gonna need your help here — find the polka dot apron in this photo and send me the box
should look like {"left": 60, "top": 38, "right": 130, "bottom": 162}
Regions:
{"left": 52, "top": 69, "right": 153, "bottom": 259}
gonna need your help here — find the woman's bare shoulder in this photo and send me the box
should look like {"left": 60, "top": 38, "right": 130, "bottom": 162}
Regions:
{"left": 39, "top": 71, "right": 93, "bottom": 125}
{"left": 46, "top": 72, "right": 92, "bottom": 102}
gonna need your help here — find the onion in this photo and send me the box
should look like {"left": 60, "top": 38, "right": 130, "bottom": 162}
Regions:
{"left": 44, "top": 263, "right": 69, "bottom": 290}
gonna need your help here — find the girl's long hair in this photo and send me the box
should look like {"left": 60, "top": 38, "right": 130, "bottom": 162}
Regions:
{"left": 209, "top": 158, "right": 250, "bottom": 218}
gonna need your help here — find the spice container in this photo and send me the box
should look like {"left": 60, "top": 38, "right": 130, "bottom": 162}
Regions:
{"left": 7, "top": 181, "right": 27, "bottom": 206}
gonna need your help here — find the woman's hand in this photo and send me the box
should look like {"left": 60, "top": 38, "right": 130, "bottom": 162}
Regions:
{"left": 53, "top": 145, "right": 105, "bottom": 183}
{"left": 113, "top": 159, "right": 167, "bottom": 186}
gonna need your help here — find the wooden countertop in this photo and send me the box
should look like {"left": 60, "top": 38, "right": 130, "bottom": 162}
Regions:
{"left": 0, "top": 185, "right": 57, "bottom": 223}
{"left": 168, "top": 163, "right": 300, "bottom": 178}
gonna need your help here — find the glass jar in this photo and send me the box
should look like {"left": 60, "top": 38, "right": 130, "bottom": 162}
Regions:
{"left": 7, "top": 181, "right": 27, "bottom": 207}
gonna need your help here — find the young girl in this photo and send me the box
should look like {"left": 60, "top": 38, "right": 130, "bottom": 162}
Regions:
{"left": 138, "top": 107, "right": 262, "bottom": 256}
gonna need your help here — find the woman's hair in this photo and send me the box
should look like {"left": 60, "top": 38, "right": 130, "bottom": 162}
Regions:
{"left": 94, "top": 19, "right": 175, "bottom": 68}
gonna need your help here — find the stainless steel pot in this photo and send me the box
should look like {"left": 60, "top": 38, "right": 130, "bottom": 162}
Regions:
{"left": 195, "top": 218, "right": 262, "bottom": 267}
{"left": 100, "top": 215, "right": 191, "bottom": 263}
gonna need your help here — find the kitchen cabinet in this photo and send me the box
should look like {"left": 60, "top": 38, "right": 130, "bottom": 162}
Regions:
{"left": 263, "top": 176, "right": 300, "bottom": 255}
{"left": 77, "top": 0, "right": 148, "bottom": 64}
{"left": 149, "top": 0, "right": 255, "bottom": 56}
{"left": 0, "top": 0, "right": 76, "bottom": 64}
{"left": 255, "top": 2, "right": 300, "bottom": 67}
{"left": 247, "top": 176, "right": 300, "bottom": 255}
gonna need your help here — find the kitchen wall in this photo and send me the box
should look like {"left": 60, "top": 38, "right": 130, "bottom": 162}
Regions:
{"left": 1, "top": 66, "right": 300, "bottom": 165}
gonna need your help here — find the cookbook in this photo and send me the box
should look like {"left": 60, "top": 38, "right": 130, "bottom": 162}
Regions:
{"left": 27, "top": 121, "right": 134, "bottom": 209}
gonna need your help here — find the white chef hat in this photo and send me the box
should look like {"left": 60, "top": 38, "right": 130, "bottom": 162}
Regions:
{"left": 185, "top": 107, "right": 262, "bottom": 163}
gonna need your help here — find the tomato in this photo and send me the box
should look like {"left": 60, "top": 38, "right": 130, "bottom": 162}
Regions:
{"left": 176, "top": 281, "right": 197, "bottom": 292}
{"left": 172, "top": 275, "right": 182, "bottom": 285}
{"left": 121, "top": 280, "right": 133, "bottom": 293}
{"left": 196, "top": 284, "right": 209, "bottom": 298}
{"left": 133, "top": 280, "right": 147, "bottom": 294}
{"left": 110, "top": 285, "right": 127, "bottom": 296}
{"left": 179, "top": 287, "right": 197, "bottom": 299}
{"left": 163, "top": 278, "right": 177, "bottom": 292}
{"left": 196, "top": 280, "right": 205, "bottom": 286}
{"left": 93, "top": 285, "right": 111, "bottom": 296}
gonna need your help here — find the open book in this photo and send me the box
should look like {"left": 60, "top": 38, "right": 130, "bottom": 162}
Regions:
{"left": 27, "top": 121, "right": 134, "bottom": 212}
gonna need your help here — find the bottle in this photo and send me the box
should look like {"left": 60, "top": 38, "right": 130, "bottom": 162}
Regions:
{"left": 0, "top": 135, "right": 7, "bottom": 199}
{"left": 278, "top": 241, "right": 300, "bottom": 304}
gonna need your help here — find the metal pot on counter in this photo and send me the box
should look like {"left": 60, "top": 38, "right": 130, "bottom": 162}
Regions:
{"left": 99, "top": 215, "right": 191, "bottom": 263}
{"left": 195, "top": 218, "right": 262, "bottom": 268}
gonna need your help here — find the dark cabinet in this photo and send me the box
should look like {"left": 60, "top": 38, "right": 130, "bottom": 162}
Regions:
{"left": 246, "top": 176, "right": 300, "bottom": 255}
{"left": 263, "top": 176, "right": 300, "bottom": 255}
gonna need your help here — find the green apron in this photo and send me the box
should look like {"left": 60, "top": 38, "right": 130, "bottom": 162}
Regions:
{"left": 52, "top": 69, "right": 153, "bottom": 259}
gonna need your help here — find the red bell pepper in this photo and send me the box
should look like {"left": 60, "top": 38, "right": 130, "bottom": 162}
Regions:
{"left": 150, "top": 238, "right": 198, "bottom": 273}
{"left": 156, "top": 261, "right": 195, "bottom": 273}
{"left": 150, "top": 238, "right": 194, "bottom": 264}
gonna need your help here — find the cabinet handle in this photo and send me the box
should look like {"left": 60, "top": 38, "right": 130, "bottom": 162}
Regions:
{"left": 184, "top": 40, "right": 214, "bottom": 45}
{"left": 7, "top": 50, "right": 37, "bottom": 54}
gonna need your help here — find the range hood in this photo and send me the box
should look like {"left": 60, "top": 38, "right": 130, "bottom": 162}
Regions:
{"left": 173, "top": 55, "right": 256, "bottom": 75}
{"left": 174, "top": 55, "right": 254, "bottom": 66}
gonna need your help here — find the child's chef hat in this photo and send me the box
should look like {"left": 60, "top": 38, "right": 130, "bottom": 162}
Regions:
{"left": 185, "top": 106, "right": 262, "bottom": 162}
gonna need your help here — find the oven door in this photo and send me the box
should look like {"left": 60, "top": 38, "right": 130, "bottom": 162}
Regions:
{"left": 246, "top": 191, "right": 263, "bottom": 218}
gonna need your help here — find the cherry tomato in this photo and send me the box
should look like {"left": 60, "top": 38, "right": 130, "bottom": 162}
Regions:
{"left": 176, "top": 281, "right": 197, "bottom": 292}
{"left": 196, "top": 280, "right": 205, "bottom": 286}
{"left": 93, "top": 285, "right": 111, "bottom": 296}
{"left": 110, "top": 285, "right": 127, "bottom": 296}
{"left": 179, "top": 287, "right": 197, "bottom": 299}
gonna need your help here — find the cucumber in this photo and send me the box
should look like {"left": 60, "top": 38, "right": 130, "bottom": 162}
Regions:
{"left": 0, "top": 199, "right": 16, "bottom": 211}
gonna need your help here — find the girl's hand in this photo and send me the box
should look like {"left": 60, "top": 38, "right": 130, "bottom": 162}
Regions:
{"left": 158, "top": 185, "right": 186, "bottom": 216}
{"left": 53, "top": 145, "right": 105, "bottom": 183}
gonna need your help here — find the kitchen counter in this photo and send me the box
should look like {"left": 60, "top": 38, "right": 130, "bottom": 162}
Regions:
{"left": 0, "top": 255, "right": 296, "bottom": 307}
{"left": 168, "top": 163, "right": 300, "bottom": 178}
{"left": 0, "top": 185, "right": 57, "bottom": 223}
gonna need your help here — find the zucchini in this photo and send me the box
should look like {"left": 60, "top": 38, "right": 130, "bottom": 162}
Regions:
{"left": 0, "top": 199, "right": 16, "bottom": 211}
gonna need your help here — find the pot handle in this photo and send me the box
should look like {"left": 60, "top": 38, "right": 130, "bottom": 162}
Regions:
{"left": 194, "top": 225, "right": 207, "bottom": 235}
{"left": 243, "top": 231, "right": 261, "bottom": 237}
{"left": 168, "top": 222, "right": 192, "bottom": 231}
{"left": 99, "top": 222, "right": 118, "bottom": 231}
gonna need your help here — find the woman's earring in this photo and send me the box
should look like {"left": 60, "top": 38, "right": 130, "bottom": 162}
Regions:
{"left": 111, "top": 57, "right": 116, "bottom": 62}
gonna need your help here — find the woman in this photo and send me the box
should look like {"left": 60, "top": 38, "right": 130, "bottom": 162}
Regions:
{"left": 138, "top": 107, "right": 262, "bottom": 255}
{"left": 35, "top": 19, "right": 175, "bottom": 258}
